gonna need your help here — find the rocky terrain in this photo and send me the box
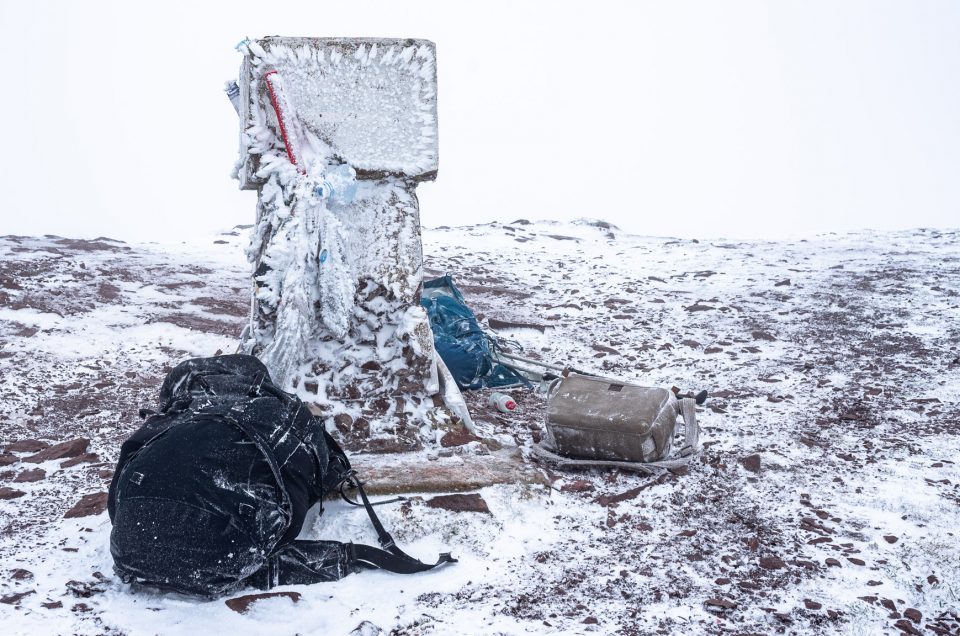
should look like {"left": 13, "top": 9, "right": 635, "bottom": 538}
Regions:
{"left": 0, "top": 221, "right": 958, "bottom": 635}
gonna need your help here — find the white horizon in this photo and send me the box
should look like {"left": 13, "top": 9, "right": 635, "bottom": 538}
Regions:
{"left": 1, "top": 0, "right": 958, "bottom": 243}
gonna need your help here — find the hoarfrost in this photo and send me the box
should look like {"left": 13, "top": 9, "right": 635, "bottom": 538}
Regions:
{"left": 233, "top": 38, "right": 446, "bottom": 444}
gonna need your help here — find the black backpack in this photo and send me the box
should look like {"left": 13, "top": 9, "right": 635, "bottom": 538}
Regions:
{"left": 107, "top": 354, "right": 454, "bottom": 597}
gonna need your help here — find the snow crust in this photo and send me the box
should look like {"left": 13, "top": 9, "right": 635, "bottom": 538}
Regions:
{"left": 1, "top": 223, "right": 959, "bottom": 634}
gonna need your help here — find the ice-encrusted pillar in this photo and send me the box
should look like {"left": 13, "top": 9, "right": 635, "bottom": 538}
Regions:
{"left": 230, "top": 37, "right": 449, "bottom": 452}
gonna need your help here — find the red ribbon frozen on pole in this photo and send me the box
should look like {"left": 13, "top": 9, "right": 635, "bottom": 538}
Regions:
{"left": 264, "top": 70, "right": 307, "bottom": 174}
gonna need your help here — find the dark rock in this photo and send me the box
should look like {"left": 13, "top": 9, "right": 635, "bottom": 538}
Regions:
{"left": 893, "top": 619, "right": 922, "bottom": 635}
{"left": 825, "top": 558, "right": 842, "bottom": 567}
{"left": 0, "top": 453, "right": 18, "bottom": 466}
{"left": 740, "top": 454, "right": 762, "bottom": 473}
{"left": 303, "top": 380, "right": 319, "bottom": 394}
{"left": 0, "top": 590, "right": 35, "bottom": 604}
{"left": 858, "top": 596, "right": 878, "bottom": 604}
{"left": 42, "top": 601, "right": 63, "bottom": 609}
{"left": 774, "top": 278, "right": 791, "bottom": 287}
{"left": 880, "top": 598, "right": 897, "bottom": 612}
{"left": 13, "top": 468, "right": 45, "bottom": 483}
{"left": 751, "top": 330, "right": 776, "bottom": 341}
{"left": 0, "top": 486, "right": 26, "bottom": 500}
{"left": 681, "top": 339, "right": 701, "bottom": 349}
{"left": 349, "top": 620, "right": 384, "bottom": 636}
{"left": 350, "top": 417, "right": 371, "bottom": 439}
{"left": 704, "top": 346, "right": 723, "bottom": 354}
{"left": 333, "top": 413, "right": 354, "bottom": 434}
{"left": 591, "top": 343, "right": 620, "bottom": 355}
{"left": 594, "top": 474, "right": 670, "bottom": 507}
{"left": 61, "top": 453, "right": 100, "bottom": 468}
{"left": 24, "top": 438, "right": 89, "bottom": 463}
{"left": 440, "top": 428, "right": 481, "bottom": 448}
{"left": 582, "top": 617, "right": 598, "bottom": 625}
{"left": 903, "top": 608, "right": 921, "bottom": 623}
{"left": 883, "top": 535, "right": 898, "bottom": 544}
{"left": 685, "top": 303, "right": 715, "bottom": 312}
{"left": 360, "top": 360, "right": 382, "bottom": 372}
{"left": 5, "top": 439, "right": 49, "bottom": 453}
{"left": 847, "top": 557, "right": 866, "bottom": 566}
{"left": 804, "top": 599, "right": 822, "bottom": 610}
{"left": 560, "top": 480, "right": 595, "bottom": 493}
{"left": 426, "top": 493, "right": 490, "bottom": 513}
{"left": 10, "top": 569, "right": 33, "bottom": 581}
{"left": 759, "top": 555, "right": 786, "bottom": 570}
{"left": 66, "top": 578, "right": 107, "bottom": 598}
{"left": 225, "top": 591, "right": 301, "bottom": 614}
{"left": 63, "top": 492, "right": 108, "bottom": 518}
{"left": 704, "top": 598, "right": 737, "bottom": 610}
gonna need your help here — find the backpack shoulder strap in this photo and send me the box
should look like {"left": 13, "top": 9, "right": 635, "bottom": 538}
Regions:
{"left": 346, "top": 473, "right": 455, "bottom": 572}
{"left": 259, "top": 474, "right": 456, "bottom": 589}
{"left": 319, "top": 429, "right": 352, "bottom": 494}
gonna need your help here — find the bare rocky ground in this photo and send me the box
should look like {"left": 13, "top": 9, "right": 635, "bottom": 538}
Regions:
{"left": 0, "top": 222, "right": 958, "bottom": 635}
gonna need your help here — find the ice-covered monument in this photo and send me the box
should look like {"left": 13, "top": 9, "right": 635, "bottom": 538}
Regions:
{"left": 228, "top": 37, "right": 461, "bottom": 452}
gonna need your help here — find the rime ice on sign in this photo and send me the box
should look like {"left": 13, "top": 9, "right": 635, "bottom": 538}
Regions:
{"left": 236, "top": 38, "right": 438, "bottom": 187}
{"left": 231, "top": 37, "right": 451, "bottom": 452}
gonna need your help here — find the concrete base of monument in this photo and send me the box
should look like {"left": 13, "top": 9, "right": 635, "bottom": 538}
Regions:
{"left": 348, "top": 446, "right": 550, "bottom": 495}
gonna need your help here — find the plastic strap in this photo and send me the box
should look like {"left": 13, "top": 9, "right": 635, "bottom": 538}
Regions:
{"left": 350, "top": 543, "right": 456, "bottom": 575}
{"left": 347, "top": 475, "right": 456, "bottom": 572}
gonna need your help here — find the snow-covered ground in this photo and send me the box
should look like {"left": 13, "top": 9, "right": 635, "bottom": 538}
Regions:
{"left": 1, "top": 221, "right": 958, "bottom": 635}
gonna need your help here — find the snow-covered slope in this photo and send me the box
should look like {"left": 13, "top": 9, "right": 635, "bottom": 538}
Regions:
{"left": 0, "top": 222, "right": 958, "bottom": 635}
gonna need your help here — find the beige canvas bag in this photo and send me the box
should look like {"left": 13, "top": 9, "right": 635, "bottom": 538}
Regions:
{"left": 536, "top": 374, "right": 699, "bottom": 470}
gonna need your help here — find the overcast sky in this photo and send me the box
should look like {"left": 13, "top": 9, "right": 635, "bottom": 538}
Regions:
{"left": 1, "top": 0, "right": 957, "bottom": 242}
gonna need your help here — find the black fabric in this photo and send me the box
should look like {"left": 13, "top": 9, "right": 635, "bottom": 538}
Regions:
{"left": 108, "top": 354, "right": 451, "bottom": 597}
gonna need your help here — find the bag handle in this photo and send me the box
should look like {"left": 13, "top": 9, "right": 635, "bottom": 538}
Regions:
{"left": 675, "top": 397, "right": 700, "bottom": 457}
